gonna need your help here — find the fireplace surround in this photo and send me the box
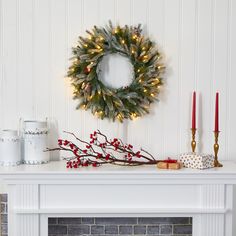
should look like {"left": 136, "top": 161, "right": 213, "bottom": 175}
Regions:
{"left": 0, "top": 161, "right": 236, "bottom": 236}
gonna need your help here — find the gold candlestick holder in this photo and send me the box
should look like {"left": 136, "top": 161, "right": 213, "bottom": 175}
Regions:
{"left": 191, "top": 128, "right": 196, "bottom": 153}
{"left": 213, "top": 131, "right": 223, "bottom": 167}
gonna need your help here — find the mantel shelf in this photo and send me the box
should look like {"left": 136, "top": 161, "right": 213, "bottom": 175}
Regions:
{"left": 0, "top": 160, "right": 236, "bottom": 185}
{"left": 0, "top": 160, "right": 236, "bottom": 174}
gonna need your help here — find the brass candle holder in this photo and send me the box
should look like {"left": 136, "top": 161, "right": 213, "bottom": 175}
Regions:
{"left": 191, "top": 128, "right": 196, "bottom": 153}
{"left": 213, "top": 131, "right": 223, "bottom": 167}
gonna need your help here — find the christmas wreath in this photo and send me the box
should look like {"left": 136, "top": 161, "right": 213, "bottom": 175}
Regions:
{"left": 68, "top": 21, "right": 164, "bottom": 122}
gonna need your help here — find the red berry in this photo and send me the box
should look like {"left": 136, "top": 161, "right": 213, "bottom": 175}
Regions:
{"left": 128, "top": 144, "right": 133, "bottom": 149}
{"left": 83, "top": 150, "right": 87, "bottom": 154}
{"left": 105, "top": 154, "right": 110, "bottom": 160}
{"left": 86, "top": 145, "right": 91, "bottom": 149}
{"left": 69, "top": 143, "right": 75, "bottom": 149}
{"left": 64, "top": 140, "right": 69, "bottom": 146}
{"left": 97, "top": 153, "right": 103, "bottom": 158}
{"left": 92, "top": 162, "right": 98, "bottom": 167}
{"left": 73, "top": 148, "right": 78, "bottom": 154}
{"left": 58, "top": 139, "right": 63, "bottom": 145}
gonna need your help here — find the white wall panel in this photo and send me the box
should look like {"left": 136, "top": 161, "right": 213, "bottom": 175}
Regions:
{"left": 228, "top": 0, "right": 236, "bottom": 160}
{"left": 0, "top": 0, "right": 235, "bottom": 160}
{"left": 197, "top": 0, "right": 214, "bottom": 155}
{"left": 17, "top": 0, "right": 34, "bottom": 121}
{"left": 1, "top": 0, "right": 18, "bottom": 129}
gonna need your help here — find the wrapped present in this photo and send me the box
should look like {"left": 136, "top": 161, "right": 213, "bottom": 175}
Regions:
{"left": 179, "top": 153, "right": 214, "bottom": 169}
{"left": 157, "top": 158, "right": 181, "bottom": 170}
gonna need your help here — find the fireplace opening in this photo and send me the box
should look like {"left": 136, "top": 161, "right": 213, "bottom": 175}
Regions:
{"left": 48, "top": 217, "right": 192, "bottom": 236}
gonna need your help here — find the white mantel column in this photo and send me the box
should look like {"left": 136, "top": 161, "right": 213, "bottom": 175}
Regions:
{"left": 8, "top": 184, "right": 39, "bottom": 236}
{"left": 193, "top": 184, "right": 233, "bottom": 236}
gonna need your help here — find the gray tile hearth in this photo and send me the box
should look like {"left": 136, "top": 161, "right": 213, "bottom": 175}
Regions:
{"left": 48, "top": 217, "right": 192, "bottom": 236}
{"left": 0, "top": 194, "right": 192, "bottom": 236}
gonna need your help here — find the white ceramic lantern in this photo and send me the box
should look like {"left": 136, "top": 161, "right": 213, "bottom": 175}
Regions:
{"left": 0, "top": 130, "right": 21, "bottom": 166}
{"left": 22, "top": 120, "right": 50, "bottom": 164}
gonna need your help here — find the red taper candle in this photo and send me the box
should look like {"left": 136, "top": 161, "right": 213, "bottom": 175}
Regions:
{"left": 214, "top": 92, "right": 219, "bottom": 132}
{"left": 192, "top": 91, "right": 196, "bottom": 130}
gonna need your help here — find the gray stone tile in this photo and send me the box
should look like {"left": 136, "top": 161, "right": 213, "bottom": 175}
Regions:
{"left": 68, "top": 225, "right": 90, "bottom": 235}
{"left": 138, "top": 217, "right": 190, "bottom": 225}
{"left": 96, "top": 217, "right": 137, "bottom": 225}
{"left": 105, "top": 225, "right": 119, "bottom": 234}
{"left": 1, "top": 214, "right": 7, "bottom": 223}
{"left": 0, "top": 194, "right": 8, "bottom": 203}
{"left": 91, "top": 225, "right": 105, "bottom": 234}
{"left": 119, "top": 225, "right": 133, "bottom": 234}
{"left": 48, "top": 225, "right": 67, "bottom": 235}
{"left": 48, "top": 218, "right": 58, "bottom": 224}
{"left": 173, "top": 225, "right": 192, "bottom": 234}
{"left": 58, "top": 218, "right": 82, "bottom": 224}
{"left": 147, "top": 225, "right": 160, "bottom": 235}
{"left": 160, "top": 225, "right": 172, "bottom": 234}
{"left": 82, "top": 217, "right": 95, "bottom": 224}
{"left": 1, "top": 223, "right": 8, "bottom": 234}
{"left": 134, "top": 225, "right": 146, "bottom": 234}
{"left": 1, "top": 203, "right": 7, "bottom": 214}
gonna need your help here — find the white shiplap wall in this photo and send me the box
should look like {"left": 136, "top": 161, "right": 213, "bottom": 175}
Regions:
{"left": 0, "top": 0, "right": 235, "bottom": 160}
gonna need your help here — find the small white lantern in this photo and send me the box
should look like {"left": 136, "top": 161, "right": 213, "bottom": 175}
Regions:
{"left": 22, "top": 120, "right": 50, "bottom": 164}
{"left": 0, "top": 129, "right": 21, "bottom": 166}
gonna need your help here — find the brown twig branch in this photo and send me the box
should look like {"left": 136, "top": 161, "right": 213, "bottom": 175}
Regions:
{"left": 46, "top": 130, "right": 161, "bottom": 168}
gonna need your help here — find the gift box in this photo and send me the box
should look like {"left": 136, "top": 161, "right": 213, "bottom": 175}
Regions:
{"left": 179, "top": 153, "right": 214, "bottom": 169}
{"left": 157, "top": 159, "right": 181, "bottom": 170}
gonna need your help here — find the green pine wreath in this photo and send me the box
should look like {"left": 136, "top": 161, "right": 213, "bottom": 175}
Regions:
{"left": 68, "top": 21, "right": 164, "bottom": 122}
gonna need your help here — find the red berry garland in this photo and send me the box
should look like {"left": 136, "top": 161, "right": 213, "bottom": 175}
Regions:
{"left": 48, "top": 130, "right": 160, "bottom": 168}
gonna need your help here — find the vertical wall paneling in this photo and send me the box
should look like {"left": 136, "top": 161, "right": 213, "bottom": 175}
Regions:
{"left": 178, "top": 0, "right": 195, "bottom": 154}
{"left": 116, "top": 0, "right": 132, "bottom": 26}
{"left": 67, "top": 0, "right": 84, "bottom": 141}
{"left": 18, "top": 0, "right": 34, "bottom": 121}
{"left": 1, "top": 0, "right": 18, "bottom": 129}
{"left": 224, "top": 0, "right": 232, "bottom": 160}
{"left": 213, "top": 0, "right": 229, "bottom": 159}
{"left": 162, "top": 0, "right": 181, "bottom": 156}
{"left": 33, "top": 0, "right": 50, "bottom": 120}
{"left": 148, "top": 0, "right": 165, "bottom": 158}
{"left": 0, "top": 0, "right": 3, "bottom": 129}
{"left": 50, "top": 0, "right": 67, "bottom": 133}
{"left": 0, "top": 0, "right": 235, "bottom": 160}
{"left": 197, "top": 0, "right": 214, "bottom": 154}
{"left": 228, "top": 0, "right": 236, "bottom": 160}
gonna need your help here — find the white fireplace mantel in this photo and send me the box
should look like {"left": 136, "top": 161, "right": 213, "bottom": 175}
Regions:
{"left": 1, "top": 160, "right": 236, "bottom": 236}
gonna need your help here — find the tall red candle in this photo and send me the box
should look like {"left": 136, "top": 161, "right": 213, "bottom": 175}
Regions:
{"left": 192, "top": 91, "right": 196, "bottom": 130}
{"left": 214, "top": 92, "right": 219, "bottom": 132}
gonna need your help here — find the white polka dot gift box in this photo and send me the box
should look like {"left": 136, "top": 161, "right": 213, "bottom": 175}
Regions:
{"left": 179, "top": 153, "right": 214, "bottom": 169}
